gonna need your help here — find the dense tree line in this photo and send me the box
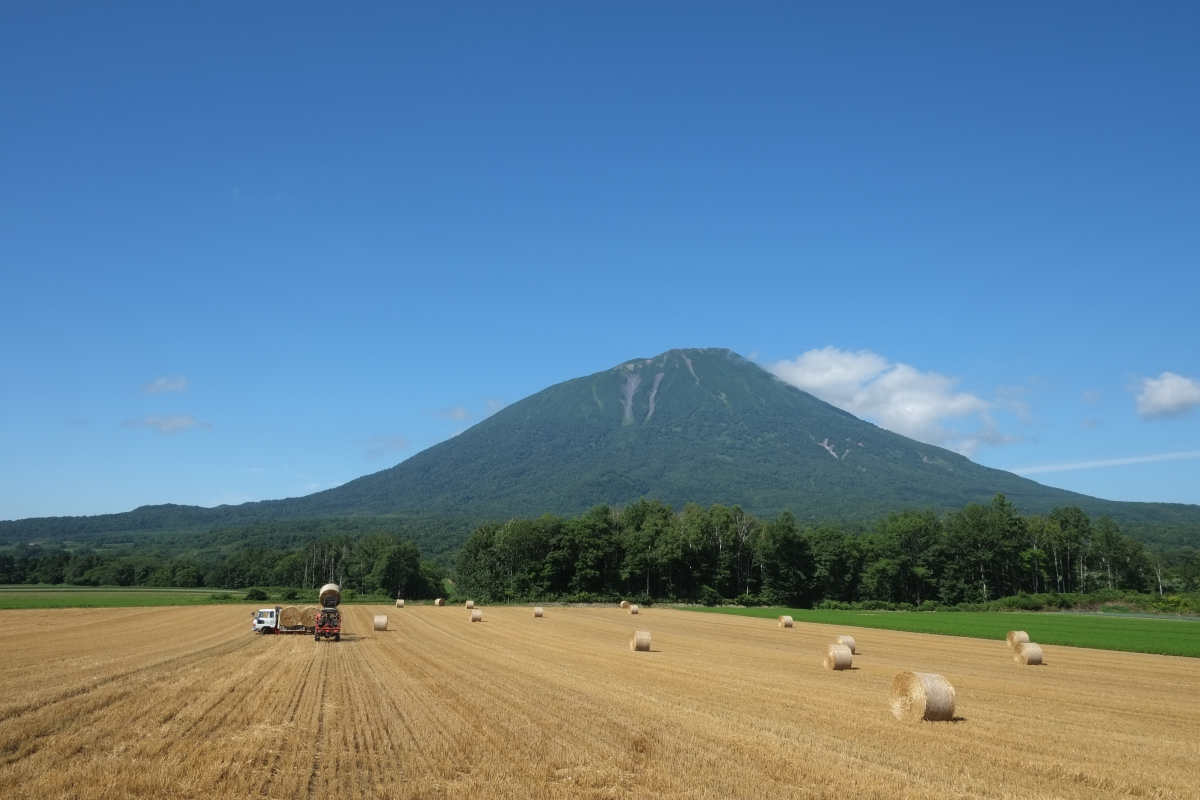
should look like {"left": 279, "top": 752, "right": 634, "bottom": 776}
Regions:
{"left": 0, "top": 534, "right": 446, "bottom": 599}
{"left": 454, "top": 496, "right": 1200, "bottom": 605}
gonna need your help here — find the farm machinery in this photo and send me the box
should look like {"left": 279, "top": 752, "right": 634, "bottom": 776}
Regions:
{"left": 250, "top": 582, "right": 342, "bottom": 641}
{"left": 314, "top": 583, "right": 341, "bottom": 642}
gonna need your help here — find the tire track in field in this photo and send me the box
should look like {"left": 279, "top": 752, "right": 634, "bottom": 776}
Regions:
{"left": 258, "top": 639, "right": 321, "bottom": 798}
{"left": 303, "top": 643, "right": 332, "bottom": 800}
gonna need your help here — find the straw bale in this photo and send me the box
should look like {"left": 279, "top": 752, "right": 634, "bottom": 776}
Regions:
{"left": 630, "top": 630, "right": 651, "bottom": 651}
{"left": 824, "top": 643, "right": 853, "bottom": 670}
{"left": 465, "top": 600, "right": 474, "bottom": 609}
{"left": 318, "top": 583, "right": 341, "bottom": 607}
{"left": 1014, "top": 642, "right": 1044, "bottom": 665}
{"left": 778, "top": 615, "right": 793, "bottom": 628}
{"left": 837, "top": 635, "right": 856, "bottom": 653}
{"left": 470, "top": 609, "right": 483, "bottom": 622}
{"left": 1006, "top": 630, "right": 1030, "bottom": 649}
{"left": 434, "top": 598, "right": 445, "bottom": 606}
{"left": 629, "top": 605, "right": 639, "bottom": 615}
{"left": 620, "top": 600, "right": 630, "bottom": 609}
{"left": 373, "top": 615, "right": 388, "bottom": 631}
{"left": 533, "top": 607, "right": 544, "bottom": 617}
{"left": 300, "top": 606, "right": 318, "bottom": 628}
{"left": 891, "top": 672, "right": 956, "bottom": 722}
{"left": 279, "top": 606, "right": 301, "bottom": 628}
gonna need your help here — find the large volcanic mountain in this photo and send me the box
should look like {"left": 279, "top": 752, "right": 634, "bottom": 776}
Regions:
{"left": 5, "top": 348, "right": 1200, "bottom": 543}
{"left": 273, "top": 348, "right": 1194, "bottom": 526}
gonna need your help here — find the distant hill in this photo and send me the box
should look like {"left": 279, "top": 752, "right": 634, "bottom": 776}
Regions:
{"left": 4, "top": 348, "right": 1199, "bottom": 548}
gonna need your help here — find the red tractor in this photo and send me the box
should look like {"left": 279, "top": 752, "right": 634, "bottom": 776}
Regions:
{"left": 315, "top": 583, "right": 342, "bottom": 642}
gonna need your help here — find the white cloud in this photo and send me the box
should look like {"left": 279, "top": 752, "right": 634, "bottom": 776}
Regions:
{"left": 122, "top": 415, "right": 207, "bottom": 433}
{"left": 1135, "top": 372, "right": 1200, "bottom": 419}
{"left": 484, "top": 398, "right": 505, "bottom": 417}
{"left": 769, "top": 347, "right": 1011, "bottom": 456}
{"left": 1011, "top": 450, "right": 1200, "bottom": 475}
{"left": 359, "top": 435, "right": 410, "bottom": 461}
{"left": 143, "top": 376, "right": 188, "bottom": 394}
{"left": 435, "top": 406, "right": 472, "bottom": 421}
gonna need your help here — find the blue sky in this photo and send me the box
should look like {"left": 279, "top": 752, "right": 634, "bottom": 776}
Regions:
{"left": 2, "top": 2, "right": 1198, "bottom": 520}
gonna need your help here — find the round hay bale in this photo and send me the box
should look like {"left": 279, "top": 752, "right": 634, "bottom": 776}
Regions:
{"left": 300, "top": 606, "right": 318, "bottom": 628}
{"left": 373, "top": 615, "right": 388, "bottom": 631}
{"left": 824, "top": 643, "right": 853, "bottom": 670}
{"left": 891, "top": 672, "right": 956, "bottom": 722}
{"left": 470, "top": 609, "right": 483, "bottom": 622}
{"left": 465, "top": 600, "right": 474, "bottom": 609}
{"left": 837, "top": 635, "right": 857, "bottom": 653}
{"left": 1014, "top": 642, "right": 1043, "bottom": 665}
{"left": 620, "top": 600, "right": 630, "bottom": 609}
{"left": 630, "top": 630, "right": 651, "bottom": 651}
{"left": 279, "top": 606, "right": 301, "bottom": 628}
{"left": 395, "top": 599, "right": 404, "bottom": 608}
{"left": 778, "top": 615, "right": 793, "bottom": 628}
{"left": 1006, "top": 630, "right": 1030, "bottom": 649}
{"left": 533, "top": 607, "right": 544, "bottom": 618}
{"left": 434, "top": 598, "right": 445, "bottom": 606}
{"left": 629, "top": 604, "right": 639, "bottom": 615}
{"left": 318, "top": 583, "right": 341, "bottom": 607}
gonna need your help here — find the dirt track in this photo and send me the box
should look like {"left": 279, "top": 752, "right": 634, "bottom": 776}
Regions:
{"left": 1, "top": 604, "right": 1197, "bottom": 798}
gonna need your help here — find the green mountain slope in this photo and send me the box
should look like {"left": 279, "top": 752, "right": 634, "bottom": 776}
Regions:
{"left": 296, "top": 348, "right": 1195, "bottom": 528}
{"left": 4, "top": 348, "right": 1199, "bottom": 547}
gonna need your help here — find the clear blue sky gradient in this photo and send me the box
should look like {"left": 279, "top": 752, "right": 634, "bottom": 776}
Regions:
{"left": 2, "top": 3, "right": 1198, "bottom": 519}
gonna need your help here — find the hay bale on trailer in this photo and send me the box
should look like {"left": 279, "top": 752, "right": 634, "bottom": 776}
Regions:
{"left": 629, "top": 605, "right": 639, "bottom": 615}
{"left": 279, "top": 606, "right": 301, "bottom": 628}
{"left": 300, "top": 606, "right": 318, "bottom": 628}
{"left": 533, "top": 607, "right": 544, "bottom": 618}
{"left": 434, "top": 598, "right": 445, "bottom": 606}
{"left": 778, "top": 615, "right": 793, "bottom": 628}
{"left": 836, "top": 635, "right": 856, "bottom": 653}
{"left": 395, "top": 599, "right": 404, "bottom": 608}
{"left": 1006, "top": 630, "right": 1030, "bottom": 649}
{"left": 620, "top": 600, "right": 630, "bottom": 609}
{"left": 465, "top": 600, "right": 474, "bottom": 609}
{"left": 373, "top": 615, "right": 388, "bottom": 631}
{"left": 1014, "top": 642, "right": 1044, "bottom": 665}
{"left": 470, "top": 609, "right": 483, "bottom": 622}
{"left": 318, "top": 583, "right": 341, "bottom": 607}
{"left": 630, "top": 630, "right": 651, "bottom": 651}
{"left": 891, "top": 672, "right": 956, "bottom": 722}
{"left": 824, "top": 644, "right": 853, "bottom": 670}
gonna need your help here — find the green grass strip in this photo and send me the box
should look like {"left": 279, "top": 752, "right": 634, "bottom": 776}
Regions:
{"left": 0, "top": 586, "right": 232, "bottom": 609}
{"left": 683, "top": 605, "right": 1200, "bottom": 658}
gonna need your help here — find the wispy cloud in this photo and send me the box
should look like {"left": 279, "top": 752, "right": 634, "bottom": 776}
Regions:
{"left": 358, "top": 435, "right": 410, "bottom": 460}
{"left": 1135, "top": 372, "right": 1200, "bottom": 419}
{"left": 433, "top": 406, "right": 472, "bottom": 421}
{"left": 484, "top": 398, "right": 505, "bottom": 417}
{"left": 143, "top": 376, "right": 188, "bottom": 394}
{"left": 1010, "top": 450, "right": 1200, "bottom": 475}
{"left": 769, "top": 347, "right": 1014, "bottom": 456}
{"left": 122, "top": 415, "right": 208, "bottom": 433}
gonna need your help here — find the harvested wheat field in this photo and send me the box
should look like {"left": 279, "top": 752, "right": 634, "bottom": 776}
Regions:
{"left": 1, "top": 606, "right": 1198, "bottom": 799}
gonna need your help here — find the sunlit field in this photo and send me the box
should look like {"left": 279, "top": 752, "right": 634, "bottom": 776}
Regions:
{"left": 2, "top": 605, "right": 1197, "bottom": 798}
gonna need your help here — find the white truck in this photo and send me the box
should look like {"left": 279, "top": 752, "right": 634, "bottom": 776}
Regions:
{"left": 252, "top": 605, "right": 313, "bottom": 634}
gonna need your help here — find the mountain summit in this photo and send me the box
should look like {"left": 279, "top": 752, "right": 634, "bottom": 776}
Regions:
{"left": 290, "top": 347, "right": 1120, "bottom": 520}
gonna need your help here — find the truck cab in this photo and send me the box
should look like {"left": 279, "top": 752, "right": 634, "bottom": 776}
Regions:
{"left": 253, "top": 606, "right": 281, "bottom": 633}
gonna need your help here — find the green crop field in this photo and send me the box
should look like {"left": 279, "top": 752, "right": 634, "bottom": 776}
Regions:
{"left": 0, "top": 586, "right": 227, "bottom": 609}
{"left": 686, "top": 605, "right": 1200, "bottom": 658}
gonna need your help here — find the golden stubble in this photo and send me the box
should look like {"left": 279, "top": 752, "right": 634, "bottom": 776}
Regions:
{"left": 1, "top": 604, "right": 1197, "bottom": 799}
